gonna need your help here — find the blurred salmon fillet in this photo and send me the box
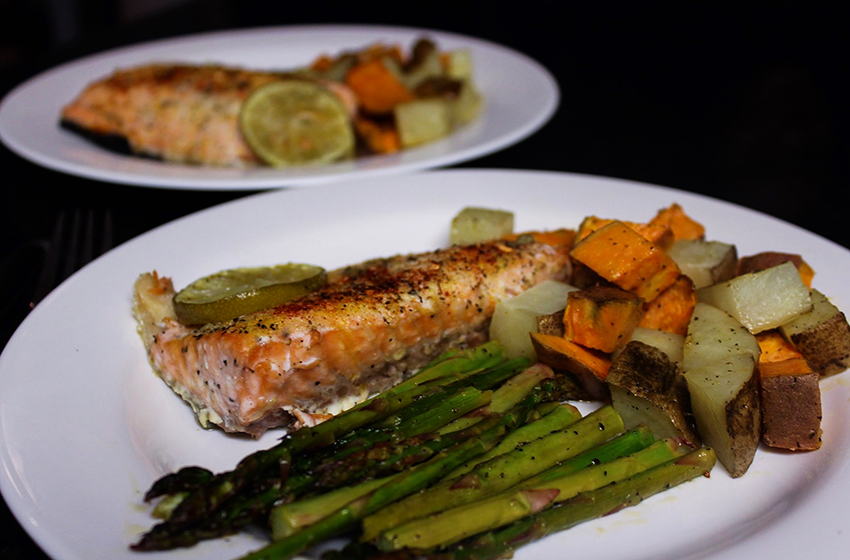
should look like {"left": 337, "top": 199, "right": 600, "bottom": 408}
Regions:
{"left": 132, "top": 238, "right": 572, "bottom": 437}
{"left": 60, "top": 64, "right": 355, "bottom": 166}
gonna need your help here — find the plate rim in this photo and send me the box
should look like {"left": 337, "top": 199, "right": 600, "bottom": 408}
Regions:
{"left": 2, "top": 168, "right": 849, "bottom": 560}
{"left": 0, "top": 24, "right": 560, "bottom": 191}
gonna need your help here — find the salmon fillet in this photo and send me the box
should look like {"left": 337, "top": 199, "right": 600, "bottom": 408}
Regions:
{"left": 132, "top": 238, "right": 572, "bottom": 437}
{"left": 60, "top": 64, "right": 356, "bottom": 167}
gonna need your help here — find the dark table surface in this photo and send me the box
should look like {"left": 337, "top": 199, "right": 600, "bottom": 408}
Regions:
{"left": 1, "top": 2, "right": 848, "bottom": 559}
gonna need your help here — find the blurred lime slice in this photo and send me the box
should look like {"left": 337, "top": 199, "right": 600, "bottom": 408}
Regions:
{"left": 240, "top": 80, "right": 354, "bottom": 167}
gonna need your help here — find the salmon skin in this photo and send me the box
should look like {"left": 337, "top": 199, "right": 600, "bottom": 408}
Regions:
{"left": 60, "top": 64, "right": 354, "bottom": 167}
{"left": 132, "top": 237, "right": 572, "bottom": 437}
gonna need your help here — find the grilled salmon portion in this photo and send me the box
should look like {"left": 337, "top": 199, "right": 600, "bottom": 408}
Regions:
{"left": 133, "top": 238, "right": 572, "bottom": 436}
{"left": 60, "top": 64, "right": 356, "bottom": 167}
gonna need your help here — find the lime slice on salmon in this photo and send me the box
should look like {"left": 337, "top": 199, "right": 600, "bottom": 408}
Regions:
{"left": 173, "top": 263, "right": 327, "bottom": 325}
{"left": 240, "top": 80, "right": 355, "bottom": 167}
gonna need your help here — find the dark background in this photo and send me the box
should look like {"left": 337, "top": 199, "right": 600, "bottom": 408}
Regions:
{"left": 1, "top": 1, "right": 847, "bottom": 558}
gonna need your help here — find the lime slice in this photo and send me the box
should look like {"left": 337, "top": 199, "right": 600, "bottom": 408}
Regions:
{"left": 240, "top": 80, "right": 355, "bottom": 167}
{"left": 173, "top": 263, "right": 327, "bottom": 325}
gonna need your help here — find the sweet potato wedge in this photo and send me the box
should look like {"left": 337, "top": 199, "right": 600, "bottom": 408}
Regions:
{"left": 503, "top": 228, "right": 577, "bottom": 247}
{"left": 563, "top": 286, "right": 644, "bottom": 353}
{"left": 575, "top": 216, "right": 674, "bottom": 250}
{"left": 353, "top": 116, "right": 401, "bottom": 154}
{"left": 757, "top": 331, "right": 822, "bottom": 450}
{"left": 530, "top": 332, "right": 611, "bottom": 400}
{"left": 570, "top": 220, "right": 681, "bottom": 302}
{"left": 345, "top": 58, "right": 415, "bottom": 114}
{"left": 648, "top": 203, "right": 706, "bottom": 241}
{"left": 638, "top": 274, "right": 697, "bottom": 336}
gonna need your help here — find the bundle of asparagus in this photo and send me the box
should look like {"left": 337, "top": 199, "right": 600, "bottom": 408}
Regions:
{"left": 132, "top": 340, "right": 715, "bottom": 560}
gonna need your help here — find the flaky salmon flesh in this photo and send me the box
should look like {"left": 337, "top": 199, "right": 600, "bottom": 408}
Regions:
{"left": 133, "top": 238, "right": 572, "bottom": 437}
{"left": 60, "top": 64, "right": 356, "bottom": 167}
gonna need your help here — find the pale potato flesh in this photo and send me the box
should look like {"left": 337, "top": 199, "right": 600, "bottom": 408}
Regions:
{"left": 449, "top": 207, "right": 515, "bottom": 245}
{"left": 780, "top": 289, "right": 850, "bottom": 377}
{"left": 684, "top": 352, "right": 760, "bottom": 477}
{"left": 623, "top": 326, "right": 685, "bottom": 366}
{"left": 489, "top": 280, "right": 577, "bottom": 359}
{"left": 683, "top": 302, "right": 760, "bottom": 373}
{"left": 667, "top": 239, "right": 738, "bottom": 289}
{"left": 697, "top": 262, "right": 812, "bottom": 334}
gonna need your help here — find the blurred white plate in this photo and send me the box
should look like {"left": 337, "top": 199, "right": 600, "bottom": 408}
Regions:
{"left": 1, "top": 169, "right": 848, "bottom": 560}
{"left": 0, "top": 25, "right": 558, "bottom": 191}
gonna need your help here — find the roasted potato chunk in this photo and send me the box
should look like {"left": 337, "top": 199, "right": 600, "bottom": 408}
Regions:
{"left": 697, "top": 261, "right": 812, "bottom": 334}
{"left": 608, "top": 341, "right": 699, "bottom": 445}
{"left": 683, "top": 302, "right": 760, "bottom": 372}
{"left": 489, "top": 280, "right": 575, "bottom": 360}
{"left": 758, "top": 331, "right": 822, "bottom": 451}
{"left": 684, "top": 352, "right": 760, "bottom": 478}
{"left": 667, "top": 239, "right": 738, "bottom": 289}
{"left": 449, "top": 207, "right": 514, "bottom": 245}
{"left": 779, "top": 289, "right": 850, "bottom": 377}
{"left": 683, "top": 302, "right": 761, "bottom": 477}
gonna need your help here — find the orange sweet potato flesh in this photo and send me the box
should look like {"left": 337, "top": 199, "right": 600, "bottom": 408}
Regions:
{"left": 502, "top": 228, "right": 577, "bottom": 247}
{"left": 563, "top": 286, "right": 644, "bottom": 353}
{"left": 354, "top": 116, "right": 401, "bottom": 154}
{"left": 530, "top": 332, "right": 611, "bottom": 400}
{"left": 757, "top": 330, "right": 814, "bottom": 376}
{"left": 737, "top": 252, "right": 814, "bottom": 288}
{"left": 575, "top": 216, "right": 674, "bottom": 251}
{"left": 757, "top": 331, "right": 822, "bottom": 450}
{"left": 638, "top": 274, "right": 697, "bottom": 336}
{"left": 649, "top": 203, "right": 705, "bottom": 241}
{"left": 345, "top": 58, "right": 414, "bottom": 114}
{"left": 570, "top": 220, "right": 681, "bottom": 302}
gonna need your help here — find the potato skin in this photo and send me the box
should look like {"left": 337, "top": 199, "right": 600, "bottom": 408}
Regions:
{"left": 761, "top": 372, "right": 822, "bottom": 450}
{"left": 607, "top": 341, "right": 700, "bottom": 445}
{"left": 789, "top": 312, "right": 850, "bottom": 377}
{"left": 723, "top": 369, "right": 762, "bottom": 477}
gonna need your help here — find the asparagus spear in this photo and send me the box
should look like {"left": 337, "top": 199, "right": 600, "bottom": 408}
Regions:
{"left": 297, "top": 357, "right": 531, "bottom": 472}
{"left": 268, "top": 375, "right": 575, "bottom": 542}
{"left": 444, "top": 402, "right": 582, "bottom": 479}
{"left": 286, "top": 361, "right": 553, "bottom": 496}
{"left": 323, "top": 425, "right": 659, "bottom": 560}
{"left": 329, "top": 447, "right": 716, "bottom": 560}
{"left": 512, "top": 424, "right": 655, "bottom": 488}
{"left": 132, "top": 344, "right": 513, "bottom": 551}
{"left": 359, "top": 405, "right": 624, "bottom": 542}
{"left": 237, "top": 404, "right": 534, "bottom": 560}
{"left": 376, "top": 438, "right": 684, "bottom": 550}
{"left": 444, "top": 447, "right": 717, "bottom": 560}
{"left": 270, "top": 474, "right": 400, "bottom": 540}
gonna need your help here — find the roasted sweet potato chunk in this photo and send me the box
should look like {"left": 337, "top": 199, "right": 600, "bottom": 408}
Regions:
{"left": 530, "top": 332, "right": 611, "bottom": 400}
{"left": 758, "top": 330, "right": 822, "bottom": 450}
{"left": 649, "top": 203, "right": 706, "bottom": 241}
{"left": 570, "top": 220, "right": 681, "bottom": 302}
{"left": 563, "top": 286, "right": 644, "bottom": 353}
{"left": 345, "top": 58, "right": 415, "bottom": 114}
{"left": 638, "top": 274, "right": 697, "bottom": 336}
{"left": 575, "top": 216, "right": 674, "bottom": 250}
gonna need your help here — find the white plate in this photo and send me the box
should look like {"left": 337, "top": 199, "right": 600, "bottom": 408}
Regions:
{"left": 1, "top": 169, "right": 849, "bottom": 560}
{"left": 0, "top": 25, "right": 558, "bottom": 191}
